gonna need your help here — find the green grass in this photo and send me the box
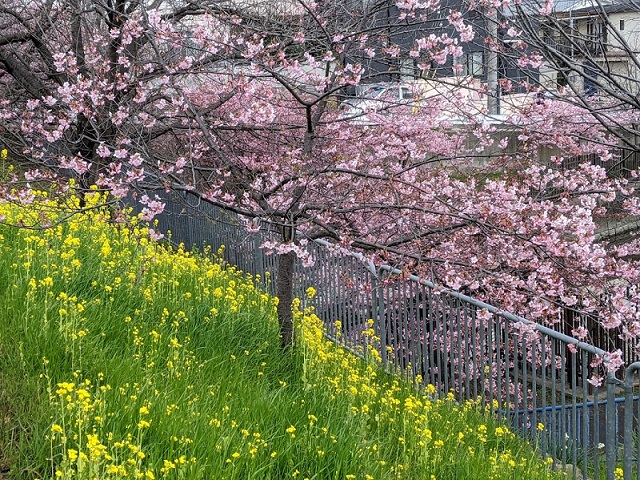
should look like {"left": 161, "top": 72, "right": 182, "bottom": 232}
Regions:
{"left": 0, "top": 190, "right": 564, "bottom": 479}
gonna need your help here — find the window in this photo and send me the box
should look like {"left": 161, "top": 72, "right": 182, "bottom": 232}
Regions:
{"left": 586, "top": 20, "right": 608, "bottom": 54}
{"left": 400, "top": 86, "right": 415, "bottom": 100}
{"left": 399, "top": 58, "right": 431, "bottom": 80}
{"left": 399, "top": 58, "right": 418, "bottom": 80}
{"left": 620, "top": 19, "right": 625, "bottom": 31}
{"left": 358, "top": 86, "right": 386, "bottom": 99}
{"left": 541, "top": 20, "right": 573, "bottom": 54}
{"left": 455, "top": 51, "right": 484, "bottom": 77}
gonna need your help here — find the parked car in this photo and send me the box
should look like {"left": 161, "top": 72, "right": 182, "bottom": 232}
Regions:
{"left": 339, "top": 82, "right": 423, "bottom": 124}
{"left": 339, "top": 77, "right": 485, "bottom": 125}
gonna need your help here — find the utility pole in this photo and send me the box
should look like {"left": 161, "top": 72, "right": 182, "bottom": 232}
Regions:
{"left": 487, "top": 7, "right": 500, "bottom": 115}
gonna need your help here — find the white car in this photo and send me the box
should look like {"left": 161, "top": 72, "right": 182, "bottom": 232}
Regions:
{"left": 339, "top": 78, "right": 485, "bottom": 125}
{"left": 340, "top": 83, "right": 419, "bottom": 123}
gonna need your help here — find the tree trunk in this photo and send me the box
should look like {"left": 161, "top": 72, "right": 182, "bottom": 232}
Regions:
{"left": 276, "top": 251, "right": 296, "bottom": 349}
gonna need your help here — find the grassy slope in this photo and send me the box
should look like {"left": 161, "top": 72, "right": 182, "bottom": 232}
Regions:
{"left": 0, "top": 195, "right": 562, "bottom": 480}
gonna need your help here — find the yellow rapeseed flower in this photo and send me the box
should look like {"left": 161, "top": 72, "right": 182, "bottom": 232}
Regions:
{"left": 67, "top": 449, "right": 78, "bottom": 462}
{"left": 137, "top": 419, "right": 151, "bottom": 429}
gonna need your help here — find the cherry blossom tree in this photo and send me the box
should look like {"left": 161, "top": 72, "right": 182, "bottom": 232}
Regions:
{"left": 1, "top": 0, "right": 640, "bottom": 364}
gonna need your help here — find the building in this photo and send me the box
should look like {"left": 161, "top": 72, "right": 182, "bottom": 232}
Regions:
{"left": 537, "top": 0, "right": 640, "bottom": 95}
{"left": 353, "top": 0, "right": 540, "bottom": 114}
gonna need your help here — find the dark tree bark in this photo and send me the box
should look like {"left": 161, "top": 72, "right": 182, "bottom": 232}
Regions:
{"left": 276, "top": 250, "right": 296, "bottom": 349}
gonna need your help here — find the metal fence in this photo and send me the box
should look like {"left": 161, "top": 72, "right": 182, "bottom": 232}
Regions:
{"left": 562, "top": 148, "right": 640, "bottom": 180}
{"left": 145, "top": 190, "right": 640, "bottom": 480}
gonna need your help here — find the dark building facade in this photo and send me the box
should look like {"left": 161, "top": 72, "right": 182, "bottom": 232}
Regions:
{"left": 356, "top": 0, "right": 540, "bottom": 93}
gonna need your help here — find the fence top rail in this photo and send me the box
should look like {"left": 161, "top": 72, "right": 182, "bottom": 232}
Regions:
{"left": 305, "top": 235, "right": 610, "bottom": 360}
{"left": 513, "top": 396, "right": 638, "bottom": 416}
{"left": 377, "top": 264, "right": 608, "bottom": 358}
{"left": 307, "top": 236, "right": 378, "bottom": 277}
{"left": 625, "top": 361, "right": 640, "bottom": 378}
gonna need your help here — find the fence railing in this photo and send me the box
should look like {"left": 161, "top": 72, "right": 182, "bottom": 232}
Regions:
{"left": 563, "top": 148, "right": 640, "bottom": 179}
{"left": 143, "top": 190, "right": 640, "bottom": 480}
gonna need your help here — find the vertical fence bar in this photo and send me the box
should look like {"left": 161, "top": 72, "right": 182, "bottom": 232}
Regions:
{"left": 560, "top": 344, "right": 568, "bottom": 466}
{"left": 417, "top": 283, "right": 427, "bottom": 386}
{"left": 607, "top": 373, "right": 618, "bottom": 480}
{"left": 463, "top": 303, "right": 471, "bottom": 399}
{"left": 385, "top": 280, "right": 393, "bottom": 369}
{"left": 481, "top": 312, "right": 489, "bottom": 409}
{"left": 373, "top": 275, "right": 387, "bottom": 367}
{"left": 625, "top": 375, "right": 634, "bottom": 480}
{"left": 581, "top": 350, "right": 589, "bottom": 478}
{"left": 427, "top": 286, "right": 437, "bottom": 389}
{"left": 471, "top": 306, "right": 478, "bottom": 399}
{"left": 456, "top": 298, "right": 463, "bottom": 396}
{"left": 401, "top": 280, "right": 410, "bottom": 378}
{"left": 339, "top": 257, "right": 348, "bottom": 341}
{"left": 636, "top": 376, "right": 640, "bottom": 480}
{"left": 530, "top": 338, "right": 538, "bottom": 443}
{"left": 186, "top": 193, "right": 195, "bottom": 248}
{"left": 435, "top": 292, "right": 445, "bottom": 393}
{"left": 330, "top": 254, "right": 337, "bottom": 338}
{"left": 487, "top": 312, "right": 495, "bottom": 414}
{"left": 501, "top": 318, "right": 508, "bottom": 417}
{"left": 540, "top": 335, "right": 548, "bottom": 455}
{"left": 571, "top": 352, "right": 578, "bottom": 479}
{"left": 623, "top": 363, "right": 640, "bottom": 480}
{"left": 407, "top": 279, "right": 417, "bottom": 382}
{"left": 321, "top": 249, "right": 332, "bottom": 337}
{"left": 450, "top": 297, "right": 456, "bottom": 394}
{"left": 550, "top": 339, "right": 558, "bottom": 463}
{"left": 355, "top": 258, "right": 364, "bottom": 345}
{"left": 594, "top": 384, "right": 601, "bottom": 480}
{"left": 386, "top": 281, "right": 395, "bottom": 371}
